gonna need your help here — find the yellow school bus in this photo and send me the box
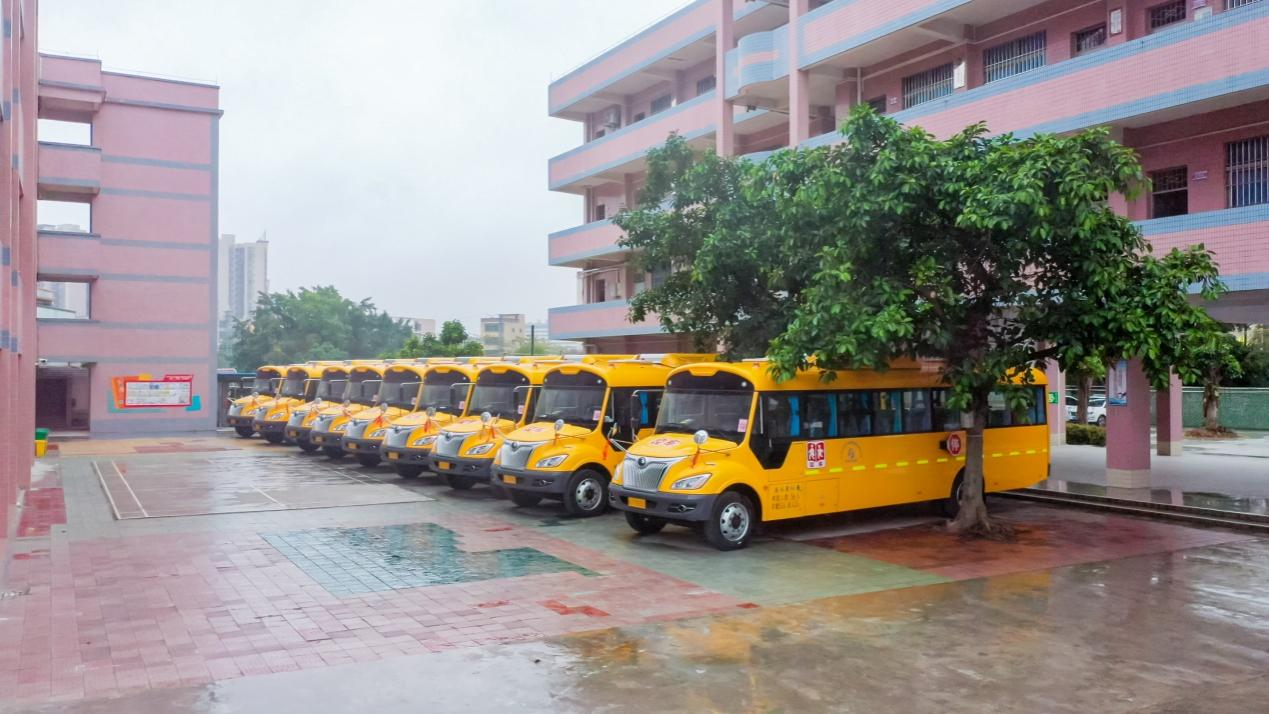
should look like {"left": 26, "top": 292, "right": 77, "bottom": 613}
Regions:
{"left": 225, "top": 365, "right": 285, "bottom": 438}
{"left": 494, "top": 354, "right": 714, "bottom": 516}
{"left": 253, "top": 363, "right": 329, "bottom": 444}
{"left": 429, "top": 357, "right": 566, "bottom": 491}
{"left": 284, "top": 364, "right": 352, "bottom": 452}
{"left": 339, "top": 362, "right": 432, "bottom": 467}
{"left": 309, "top": 362, "right": 386, "bottom": 459}
{"left": 609, "top": 360, "right": 1049, "bottom": 550}
{"left": 380, "top": 359, "right": 489, "bottom": 479}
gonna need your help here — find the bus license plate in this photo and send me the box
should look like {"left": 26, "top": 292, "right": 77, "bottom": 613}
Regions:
{"left": 387, "top": 452, "right": 399, "bottom": 460}
{"left": 502, "top": 475, "right": 517, "bottom": 485}
{"left": 436, "top": 461, "right": 451, "bottom": 470}
{"left": 628, "top": 497, "right": 647, "bottom": 509}
{"left": 347, "top": 443, "right": 357, "bottom": 450}
{"left": 313, "top": 436, "right": 324, "bottom": 444}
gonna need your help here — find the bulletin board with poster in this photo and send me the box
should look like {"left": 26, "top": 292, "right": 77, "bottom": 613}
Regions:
{"left": 111, "top": 374, "right": 195, "bottom": 409}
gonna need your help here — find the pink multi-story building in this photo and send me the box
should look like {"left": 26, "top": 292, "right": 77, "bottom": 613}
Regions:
{"left": 1, "top": 0, "right": 221, "bottom": 541}
{"left": 546, "top": 0, "right": 1269, "bottom": 484}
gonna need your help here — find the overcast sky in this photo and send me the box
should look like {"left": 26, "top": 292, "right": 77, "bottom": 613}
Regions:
{"left": 39, "top": 0, "right": 686, "bottom": 332}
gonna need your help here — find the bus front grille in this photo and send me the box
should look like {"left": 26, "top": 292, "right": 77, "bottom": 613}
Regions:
{"left": 622, "top": 457, "right": 675, "bottom": 492}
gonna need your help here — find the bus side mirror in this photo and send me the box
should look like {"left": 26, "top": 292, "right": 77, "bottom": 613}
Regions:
{"left": 628, "top": 394, "right": 643, "bottom": 437}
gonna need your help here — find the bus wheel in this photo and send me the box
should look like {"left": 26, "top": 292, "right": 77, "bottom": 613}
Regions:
{"left": 356, "top": 454, "right": 381, "bottom": 468}
{"left": 323, "top": 446, "right": 345, "bottom": 459}
{"left": 234, "top": 426, "right": 254, "bottom": 438}
{"left": 395, "top": 465, "right": 424, "bottom": 479}
{"left": 564, "top": 469, "right": 607, "bottom": 517}
{"left": 941, "top": 471, "right": 981, "bottom": 518}
{"left": 297, "top": 441, "right": 319, "bottom": 453}
{"left": 510, "top": 491, "right": 541, "bottom": 508}
{"left": 704, "top": 491, "right": 755, "bottom": 551}
{"left": 263, "top": 432, "right": 284, "bottom": 445}
{"left": 445, "top": 474, "right": 475, "bottom": 490}
{"left": 625, "top": 511, "right": 666, "bottom": 535}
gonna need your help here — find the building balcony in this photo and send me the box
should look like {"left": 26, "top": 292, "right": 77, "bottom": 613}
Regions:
{"left": 37, "top": 142, "right": 101, "bottom": 199}
{"left": 37, "top": 229, "right": 102, "bottom": 279}
{"left": 803, "top": 3, "right": 1269, "bottom": 148}
{"left": 725, "top": 23, "right": 789, "bottom": 102}
{"left": 549, "top": 220, "right": 628, "bottom": 268}
{"left": 548, "top": 300, "right": 664, "bottom": 340}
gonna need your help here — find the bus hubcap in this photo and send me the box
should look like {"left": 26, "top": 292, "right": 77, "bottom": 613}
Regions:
{"left": 719, "top": 503, "right": 749, "bottom": 542}
{"left": 575, "top": 478, "right": 602, "bottom": 511}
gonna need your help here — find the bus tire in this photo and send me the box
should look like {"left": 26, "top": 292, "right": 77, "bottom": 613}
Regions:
{"left": 445, "top": 474, "right": 475, "bottom": 490}
{"left": 234, "top": 426, "right": 254, "bottom": 438}
{"left": 625, "top": 511, "right": 666, "bottom": 535}
{"left": 356, "top": 454, "right": 381, "bottom": 468}
{"left": 704, "top": 490, "right": 755, "bottom": 551}
{"left": 395, "top": 465, "right": 424, "bottom": 479}
{"left": 563, "top": 469, "right": 607, "bottom": 517}
{"left": 323, "top": 446, "right": 345, "bottom": 459}
{"left": 263, "top": 432, "right": 284, "bottom": 445}
{"left": 941, "top": 471, "right": 982, "bottom": 519}
{"left": 510, "top": 491, "right": 541, "bottom": 508}
{"left": 297, "top": 440, "right": 319, "bottom": 453}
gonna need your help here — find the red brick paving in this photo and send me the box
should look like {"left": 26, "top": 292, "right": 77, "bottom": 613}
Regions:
{"left": 16, "top": 488, "right": 66, "bottom": 538}
{"left": 0, "top": 512, "right": 742, "bottom": 705}
{"left": 808, "top": 505, "right": 1255, "bottom": 581}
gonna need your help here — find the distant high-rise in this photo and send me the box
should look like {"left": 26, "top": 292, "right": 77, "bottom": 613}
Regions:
{"left": 480, "top": 314, "right": 527, "bottom": 356}
{"left": 218, "top": 233, "right": 269, "bottom": 325}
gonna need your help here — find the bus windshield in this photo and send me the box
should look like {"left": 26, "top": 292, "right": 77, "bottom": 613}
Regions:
{"left": 280, "top": 377, "right": 308, "bottom": 398}
{"left": 255, "top": 376, "right": 279, "bottom": 396}
{"left": 348, "top": 379, "right": 381, "bottom": 406}
{"left": 534, "top": 386, "right": 606, "bottom": 430}
{"left": 655, "top": 390, "right": 753, "bottom": 443}
{"left": 418, "top": 383, "right": 463, "bottom": 415}
{"left": 379, "top": 380, "right": 420, "bottom": 408}
{"left": 467, "top": 385, "right": 519, "bottom": 420}
{"left": 316, "top": 379, "right": 347, "bottom": 401}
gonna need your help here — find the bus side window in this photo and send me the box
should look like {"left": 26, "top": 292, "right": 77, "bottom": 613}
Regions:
{"left": 903, "top": 390, "right": 932, "bottom": 433}
{"left": 874, "top": 390, "right": 902, "bottom": 434}
{"left": 751, "top": 394, "right": 796, "bottom": 469}
{"left": 838, "top": 392, "right": 873, "bottom": 436}
{"left": 987, "top": 391, "right": 1011, "bottom": 427}
{"left": 803, "top": 393, "right": 832, "bottom": 439}
{"left": 931, "top": 389, "right": 961, "bottom": 430}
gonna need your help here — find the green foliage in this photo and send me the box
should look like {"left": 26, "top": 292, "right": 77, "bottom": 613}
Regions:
{"left": 1066, "top": 424, "right": 1106, "bottom": 447}
{"left": 385, "top": 319, "right": 483, "bottom": 359}
{"left": 226, "top": 286, "right": 413, "bottom": 371}
{"left": 1231, "top": 340, "right": 1269, "bottom": 388}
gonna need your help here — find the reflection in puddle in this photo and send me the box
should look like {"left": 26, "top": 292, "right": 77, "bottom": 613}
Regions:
{"left": 264, "top": 523, "right": 596, "bottom": 596}
{"left": 1035, "top": 479, "right": 1269, "bottom": 515}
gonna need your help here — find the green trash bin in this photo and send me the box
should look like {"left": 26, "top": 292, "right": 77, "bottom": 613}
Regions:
{"left": 35, "top": 427, "right": 50, "bottom": 441}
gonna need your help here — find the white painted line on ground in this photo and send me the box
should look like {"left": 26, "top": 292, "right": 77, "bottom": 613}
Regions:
{"left": 111, "top": 461, "right": 150, "bottom": 518}
{"left": 92, "top": 461, "right": 127, "bottom": 521}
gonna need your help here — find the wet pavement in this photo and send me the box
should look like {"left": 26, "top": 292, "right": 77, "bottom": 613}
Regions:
{"left": 3, "top": 435, "right": 1268, "bottom": 712}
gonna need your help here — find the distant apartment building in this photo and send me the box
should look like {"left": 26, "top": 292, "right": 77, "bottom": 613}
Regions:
{"left": 401, "top": 317, "right": 436, "bottom": 338}
{"left": 480, "top": 313, "right": 527, "bottom": 355}
{"left": 548, "top": 0, "right": 1269, "bottom": 353}
{"left": 218, "top": 233, "right": 268, "bottom": 328}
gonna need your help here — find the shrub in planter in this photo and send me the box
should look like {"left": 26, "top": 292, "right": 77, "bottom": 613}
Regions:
{"left": 1066, "top": 423, "right": 1107, "bottom": 447}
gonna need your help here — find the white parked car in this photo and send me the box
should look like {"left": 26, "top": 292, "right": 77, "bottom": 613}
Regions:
{"left": 1065, "top": 395, "right": 1107, "bottom": 426}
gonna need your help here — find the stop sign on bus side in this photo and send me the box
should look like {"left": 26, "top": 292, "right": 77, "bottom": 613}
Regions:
{"left": 946, "top": 433, "right": 963, "bottom": 457}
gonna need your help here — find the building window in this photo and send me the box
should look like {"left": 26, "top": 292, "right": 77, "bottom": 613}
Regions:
{"left": 37, "top": 199, "right": 92, "bottom": 233}
{"left": 983, "top": 32, "right": 1046, "bottom": 83}
{"left": 593, "top": 129, "right": 605, "bottom": 139}
{"left": 36, "top": 280, "right": 91, "bottom": 319}
{"left": 1072, "top": 24, "right": 1107, "bottom": 56}
{"left": 1147, "top": 1, "right": 1186, "bottom": 33}
{"left": 866, "top": 96, "right": 886, "bottom": 114}
{"left": 37, "top": 119, "right": 92, "bottom": 146}
{"left": 593, "top": 204, "right": 606, "bottom": 221}
{"left": 902, "top": 63, "right": 954, "bottom": 109}
{"left": 1227, "top": 0, "right": 1262, "bottom": 8}
{"left": 632, "top": 112, "right": 646, "bottom": 123}
{"left": 1226, "top": 135, "right": 1269, "bottom": 209}
{"left": 1150, "top": 166, "right": 1188, "bottom": 218}
{"left": 650, "top": 94, "right": 673, "bottom": 115}
{"left": 696, "top": 76, "right": 716, "bottom": 96}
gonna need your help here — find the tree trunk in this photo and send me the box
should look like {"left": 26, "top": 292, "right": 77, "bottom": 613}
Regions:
{"left": 1203, "top": 381, "right": 1221, "bottom": 431}
{"left": 948, "top": 397, "right": 1010, "bottom": 538}
{"left": 1076, "top": 374, "right": 1091, "bottom": 424}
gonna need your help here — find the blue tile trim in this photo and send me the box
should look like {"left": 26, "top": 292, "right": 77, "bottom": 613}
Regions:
{"left": 103, "top": 97, "right": 223, "bottom": 116}
{"left": 39, "top": 355, "right": 211, "bottom": 364}
{"left": 550, "top": 245, "right": 630, "bottom": 267}
{"left": 36, "top": 319, "right": 212, "bottom": 330}
{"left": 550, "top": 125, "right": 715, "bottom": 191}
{"left": 0, "top": 330, "right": 9, "bottom": 350}
{"left": 1136, "top": 204, "right": 1269, "bottom": 236}
{"left": 101, "top": 154, "right": 213, "bottom": 171}
{"left": 10, "top": 336, "right": 17, "bottom": 352}
{"left": 37, "top": 230, "right": 100, "bottom": 240}
{"left": 37, "top": 141, "right": 100, "bottom": 154}
{"left": 11, "top": 269, "right": 18, "bottom": 286}
{"left": 1211, "top": 272, "right": 1269, "bottom": 292}
{"left": 548, "top": 219, "right": 614, "bottom": 240}
{"left": 2, "top": 100, "right": 9, "bottom": 122}
{"left": 99, "top": 187, "right": 210, "bottom": 202}
{"left": 38, "top": 176, "right": 101, "bottom": 190}
{"left": 1, "top": 245, "right": 9, "bottom": 265}
{"left": 551, "top": 92, "right": 715, "bottom": 164}
{"left": 550, "top": 324, "right": 667, "bottom": 340}
{"left": 37, "top": 79, "right": 105, "bottom": 93}
{"left": 3, "top": 19, "right": 10, "bottom": 38}
{"left": 549, "top": 299, "right": 631, "bottom": 315}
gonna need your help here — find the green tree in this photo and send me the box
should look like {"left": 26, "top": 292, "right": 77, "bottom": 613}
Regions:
{"left": 1178, "top": 330, "right": 1243, "bottom": 431}
{"left": 626, "top": 107, "right": 1228, "bottom": 536}
{"left": 385, "top": 319, "right": 483, "bottom": 358}
{"left": 227, "top": 286, "right": 412, "bottom": 371}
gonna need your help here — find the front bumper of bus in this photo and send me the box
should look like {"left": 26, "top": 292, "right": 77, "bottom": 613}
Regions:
{"left": 342, "top": 436, "right": 384, "bottom": 454}
{"left": 253, "top": 419, "right": 287, "bottom": 436}
{"left": 608, "top": 484, "right": 717, "bottom": 522}
{"left": 381, "top": 446, "right": 432, "bottom": 466}
{"left": 226, "top": 415, "right": 256, "bottom": 428}
{"left": 311, "top": 429, "right": 344, "bottom": 446}
{"left": 285, "top": 425, "right": 313, "bottom": 442}
{"left": 430, "top": 455, "right": 493, "bottom": 479}
{"left": 493, "top": 467, "right": 568, "bottom": 496}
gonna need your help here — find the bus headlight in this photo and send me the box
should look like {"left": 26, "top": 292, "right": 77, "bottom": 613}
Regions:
{"left": 332, "top": 423, "right": 348, "bottom": 433}
{"left": 414, "top": 435, "right": 438, "bottom": 446}
{"left": 467, "top": 443, "right": 495, "bottom": 456}
{"left": 670, "top": 473, "right": 712, "bottom": 491}
{"left": 535, "top": 454, "right": 568, "bottom": 469}
{"left": 370, "top": 429, "right": 386, "bottom": 438}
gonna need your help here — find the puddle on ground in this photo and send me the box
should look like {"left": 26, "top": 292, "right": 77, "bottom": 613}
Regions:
{"left": 264, "top": 523, "right": 596, "bottom": 596}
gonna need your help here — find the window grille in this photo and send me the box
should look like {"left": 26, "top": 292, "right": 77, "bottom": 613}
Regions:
{"left": 1227, "top": 135, "right": 1269, "bottom": 209}
{"left": 983, "top": 32, "right": 1046, "bottom": 83}
{"left": 1072, "top": 25, "right": 1106, "bottom": 56}
{"left": 902, "top": 63, "right": 954, "bottom": 109}
{"left": 866, "top": 96, "right": 886, "bottom": 114}
{"left": 1150, "top": 166, "right": 1188, "bottom": 218}
{"left": 1148, "top": 1, "right": 1186, "bottom": 33}
{"left": 1227, "top": 0, "right": 1261, "bottom": 9}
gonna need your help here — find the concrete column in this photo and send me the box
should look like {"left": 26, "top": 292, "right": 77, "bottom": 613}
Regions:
{"left": 715, "top": 0, "right": 735, "bottom": 156}
{"left": 788, "top": 0, "right": 812, "bottom": 145}
{"left": 1106, "top": 359, "right": 1152, "bottom": 488}
{"left": 1156, "top": 372, "right": 1184, "bottom": 456}
{"left": 1044, "top": 361, "right": 1066, "bottom": 447}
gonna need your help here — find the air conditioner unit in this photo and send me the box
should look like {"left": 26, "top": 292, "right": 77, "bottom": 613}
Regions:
{"left": 600, "top": 106, "right": 621, "bottom": 130}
